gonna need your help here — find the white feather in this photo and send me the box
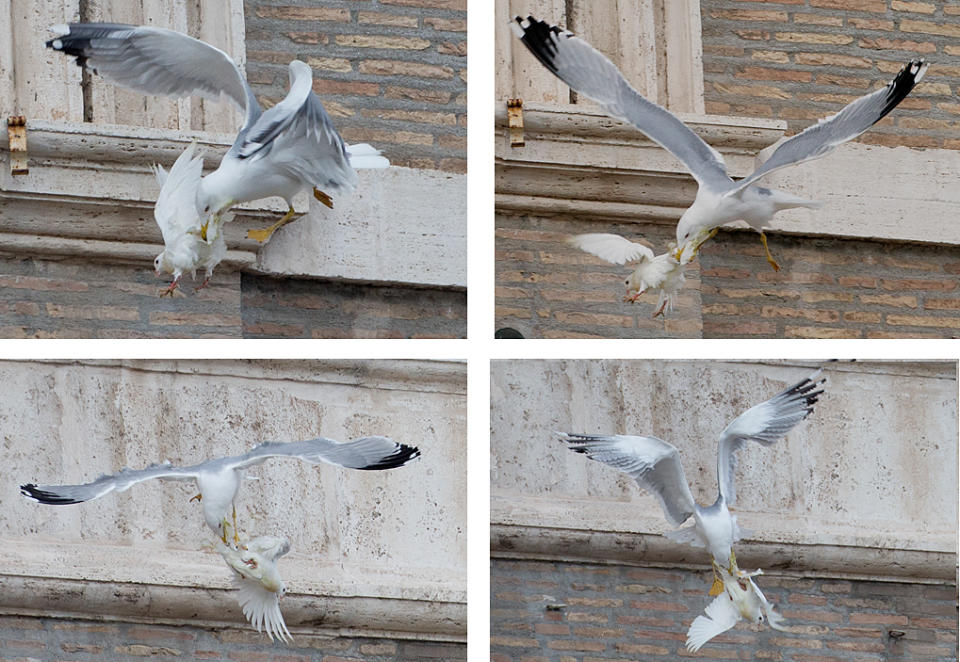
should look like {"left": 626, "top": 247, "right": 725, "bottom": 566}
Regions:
{"left": 686, "top": 593, "right": 739, "bottom": 652}
{"left": 568, "top": 233, "right": 654, "bottom": 265}
{"left": 347, "top": 143, "right": 390, "bottom": 169}
{"left": 219, "top": 536, "right": 292, "bottom": 644}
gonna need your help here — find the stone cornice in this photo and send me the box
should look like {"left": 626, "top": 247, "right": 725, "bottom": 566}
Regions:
{"left": 1, "top": 540, "right": 465, "bottom": 641}
{"left": 0, "top": 121, "right": 467, "bottom": 288}
{"left": 20, "top": 358, "right": 468, "bottom": 395}
{"left": 495, "top": 103, "right": 960, "bottom": 246}
{"left": 490, "top": 494, "right": 956, "bottom": 583}
{"left": 495, "top": 103, "right": 785, "bottom": 224}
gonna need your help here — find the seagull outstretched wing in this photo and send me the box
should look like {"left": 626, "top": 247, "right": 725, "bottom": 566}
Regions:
{"left": 512, "top": 16, "right": 733, "bottom": 191}
{"left": 557, "top": 433, "right": 696, "bottom": 527}
{"left": 717, "top": 370, "right": 825, "bottom": 505}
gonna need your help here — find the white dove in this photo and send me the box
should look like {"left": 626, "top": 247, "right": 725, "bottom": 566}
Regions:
{"left": 151, "top": 142, "right": 229, "bottom": 296}
{"left": 686, "top": 564, "right": 788, "bottom": 652}
{"left": 568, "top": 233, "right": 685, "bottom": 317}
{"left": 218, "top": 535, "right": 292, "bottom": 643}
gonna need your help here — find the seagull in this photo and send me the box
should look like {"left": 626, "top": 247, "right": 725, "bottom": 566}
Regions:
{"left": 557, "top": 369, "right": 824, "bottom": 593}
{"left": 151, "top": 142, "right": 229, "bottom": 296}
{"left": 512, "top": 16, "right": 927, "bottom": 270}
{"left": 47, "top": 23, "right": 390, "bottom": 243}
{"left": 567, "top": 233, "right": 685, "bottom": 317}
{"left": 218, "top": 535, "right": 292, "bottom": 643}
{"left": 686, "top": 565, "right": 787, "bottom": 652}
{"left": 21, "top": 436, "right": 420, "bottom": 544}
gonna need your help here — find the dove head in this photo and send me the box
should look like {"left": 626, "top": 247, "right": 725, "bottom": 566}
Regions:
{"left": 154, "top": 250, "right": 173, "bottom": 276}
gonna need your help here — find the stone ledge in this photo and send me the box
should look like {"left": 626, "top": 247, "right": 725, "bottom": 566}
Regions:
{"left": 490, "top": 494, "right": 956, "bottom": 582}
{"left": 33, "top": 358, "right": 468, "bottom": 395}
{"left": 0, "top": 121, "right": 466, "bottom": 288}
{"left": 495, "top": 103, "right": 785, "bottom": 224}
{"left": 495, "top": 103, "right": 960, "bottom": 247}
{"left": 1, "top": 541, "right": 465, "bottom": 641}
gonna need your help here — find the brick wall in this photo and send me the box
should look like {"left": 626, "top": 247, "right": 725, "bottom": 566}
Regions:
{"left": 495, "top": 214, "right": 703, "bottom": 339}
{"left": 244, "top": 0, "right": 467, "bottom": 173}
{"left": 700, "top": 0, "right": 960, "bottom": 149}
{"left": 0, "top": 257, "right": 466, "bottom": 338}
{"left": 494, "top": 215, "right": 960, "bottom": 339}
{"left": 700, "top": 229, "right": 960, "bottom": 338}
{"left": 0, "top": 615, "right": 466, "bottom": 661}
{"left": 242, "top": 272, "right": 466, "bottom": 338}
{"left": 491, "top": 558, "right": 958, "bottom": 661}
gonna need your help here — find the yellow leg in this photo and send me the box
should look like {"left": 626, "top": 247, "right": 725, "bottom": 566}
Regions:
{"left": 709, "top": 560, "right": 725, "bottom": 596}
{"left": 220, "top": 517, "right": 229, "bottom": 545}
{"left": 313, "top": 187, "right": 334, "bottom": 209}
{"left": 729, "top": 549, "right": 738, "bottom": 574}
{"left": 232, "top": 505, "right": 240, "bottom": 545}
{"left": 247, "top": 206, "right": 297, "bottom": 243}
{"left": 189, "top": 493, "right": 202, "bottom": 503}
{"left": 759, "top": 231, "right": 780, "bottom": 271}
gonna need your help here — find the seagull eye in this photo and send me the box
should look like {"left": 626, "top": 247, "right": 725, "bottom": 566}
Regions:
{"left": 204, "top": 206, "right": 210, "bottom": 213}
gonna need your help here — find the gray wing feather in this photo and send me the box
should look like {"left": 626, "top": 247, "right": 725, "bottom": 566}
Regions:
{"left": 21, "top": 462, "right": 198, "bottom": 505}
{"left": 47, "top": 23, "right": 261, "bottom": 131}
{"left": 732, "top": 59, "right": 926, "bottom": 193}
{"left": 513, "top": 16, "right": 733, "bottom": 191}
{"left": 228, "top": 436, "right": 420, "bottom": 471}
{"left": 237, "top": 61, "right": 356, "bottom": 193}
{"left": 717, "top": 370, "right": 825, "bottom": 505}
{"left": 558, "top": 432, "right": 697, "bottom": 527}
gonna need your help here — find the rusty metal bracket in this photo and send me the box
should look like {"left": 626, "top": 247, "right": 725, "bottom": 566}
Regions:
{"left": 7, "top": 116, "right": 28, "bottom": 175}
{"left": 507, "top": 99, "right": 524, "bottom": 147}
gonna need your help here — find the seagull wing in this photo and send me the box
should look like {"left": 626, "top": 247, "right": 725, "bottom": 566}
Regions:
{"left": 224, "top": 436, "right": 421, "bottom": 472}
{"left": 717, "top": 370, "right": 825, "bottom": 505}
{"left": 557, "top": 433, "right": 697, "bottom": 527}
{"left": 732, "top": 59, "right": 926, "bottom": 193}
{"left": 231, "top": 574, "right": 292, "bottom": 643}
{"left": 47, "top": 23, "right": 261, "bottom": 131}
{"left": 686, "top": 594, "right": 741, "bottom": 652}
{"left": 568, "top": 234, "right": 655, "bottom": 265}
{"left": 236, "top": 60, "right": 360, "bottom": 195}
{"left": 512, "top": 16, "right": 733, "bottom": 191}
{"left": 20, "top": 462, "right": 198, "bottom": 505}
{"left": 152, "top": 142, "right": 205, "bottom": 241}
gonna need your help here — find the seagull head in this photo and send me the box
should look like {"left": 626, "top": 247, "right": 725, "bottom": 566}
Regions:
{"left": 675, "top": 226, "right": 715, "bottom": 265}
{"left": 196, "top": 173, "right": 235, "bottom": 225}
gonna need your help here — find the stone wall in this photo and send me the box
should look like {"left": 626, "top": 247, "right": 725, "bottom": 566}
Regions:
{"left": 700, "top": 0, "right": 960, "bottom": 149}
{"left": 244, "top": 0, "right": 467, "bottom": 173}
{"left": 2, "top": 360, "right": 466, "bottom": 648}
{"left": 490, "top": 359, "right": 957, "bottom": 660}
{"left": 491, "top": 559, "right": 957, "bottom": 662}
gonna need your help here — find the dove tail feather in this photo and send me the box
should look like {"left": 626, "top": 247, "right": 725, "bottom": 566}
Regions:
{"left": 233, "top": 576, "right": 292, "bottom": 643}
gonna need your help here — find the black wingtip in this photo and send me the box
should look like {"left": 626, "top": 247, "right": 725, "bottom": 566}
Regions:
{"left": 20, "top": 483, "right": 80, "bottom": 505}
{"left": 512, "top": 15, "right": 566, "bottom": 77}
{"left": 877, "top": 58, "right": 928, "bottom": 122}
{"left": 357, "top": 443, "right": 421, "bottom": 470}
